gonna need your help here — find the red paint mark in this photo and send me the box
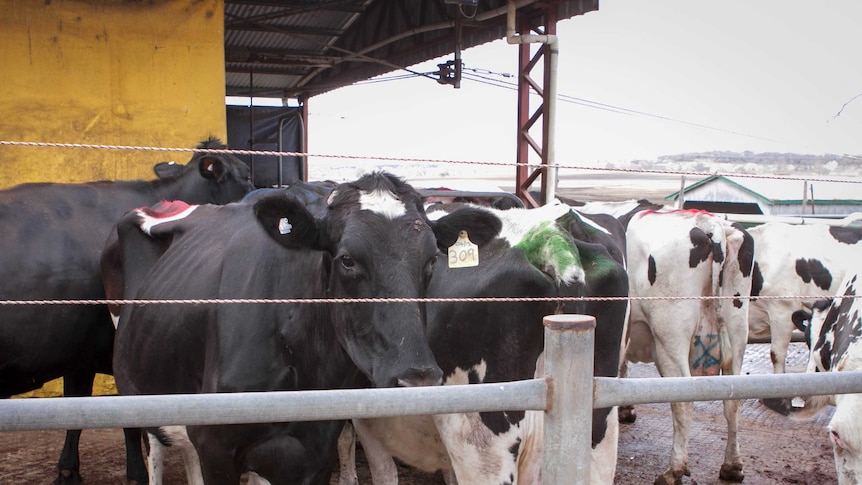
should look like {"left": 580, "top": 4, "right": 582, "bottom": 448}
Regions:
{"left": 138, "top": 200, "right": 192, "bottom": 219}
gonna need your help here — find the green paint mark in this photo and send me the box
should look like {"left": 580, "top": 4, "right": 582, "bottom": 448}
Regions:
{"left": 516, "top": 221, "right": 582, "bottom": 284}
{"left": 555, "top": 210, "right": 618, "bottom": 282}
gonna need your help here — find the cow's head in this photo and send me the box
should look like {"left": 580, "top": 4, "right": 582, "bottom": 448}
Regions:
{"left": 254, "top": 172, "right": 500, "bottom": 388}
{"left": 160, "top": 136, "right": 254, "bottom": 204}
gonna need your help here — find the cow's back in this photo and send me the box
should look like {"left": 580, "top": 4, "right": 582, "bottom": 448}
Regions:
{"left": 112, "top": 202, "right": 333, "bottom": 396}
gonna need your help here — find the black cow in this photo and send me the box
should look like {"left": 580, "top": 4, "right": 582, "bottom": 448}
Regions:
{"left": 348, "top": 202, "right": 629, "bottom": 483}
{"left": 0, "top": 137, "right": 252, "bottom": 484}
{"left": 107, "top": 172, "right": 499, "bottom": 484}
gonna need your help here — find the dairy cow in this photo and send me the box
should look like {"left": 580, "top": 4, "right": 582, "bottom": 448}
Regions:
{"left": 766, "top": 267, "right": 862, "bottom": 484}
{"left": 747, "top": 222, "right": 862, "bottom": 374}
{"left": 343, "top": 202, "right": 629, "bottom": 484}
{"left": 0, "top": 137, "right": 252, "bottom": 484}
{"left": 624, "top": 210, "right": 755, "bottom": 485}
{"left": 108, "top": 172, "right": 499, "bottom": 484}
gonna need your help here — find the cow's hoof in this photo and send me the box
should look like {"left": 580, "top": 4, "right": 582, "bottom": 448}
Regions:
{"left": 619, "top": 405, "right": 637, "bottom": 424}
{"left": 719, "top": 462, "right": 745, "bottom": 482}
{"left": 53, "top": 469, "right": 83, "bottom": 485}
{"left": 654, "top": 467, "right": 688, "bottom": 485}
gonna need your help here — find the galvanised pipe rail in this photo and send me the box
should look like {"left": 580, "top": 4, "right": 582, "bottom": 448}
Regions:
{"left": 0, "top": 379, "right": 548, "bottom": 432}
{"left": 594, "top": 371, "right": 862, "bottom": 409}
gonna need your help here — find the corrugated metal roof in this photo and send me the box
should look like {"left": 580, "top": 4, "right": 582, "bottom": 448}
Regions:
{"left": 224, "top": 0, "right": 598, "bottom": 99}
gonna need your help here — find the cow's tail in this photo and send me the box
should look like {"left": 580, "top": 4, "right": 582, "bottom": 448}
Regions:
{"left": 791, "top": 394, "right": 835, "bottom": 420}
{"left": 763, "top": 393, "right": 834, "bottom": 419}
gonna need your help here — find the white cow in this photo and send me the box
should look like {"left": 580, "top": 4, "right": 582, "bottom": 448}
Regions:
{"left": 747, "top": 222, "right": 862, "bottom": 373}
{"left": 773, "top": 267, "right": 862, "bottom": 484}
{"left": 625, "top": 209, "right": 755, "bottom": 485}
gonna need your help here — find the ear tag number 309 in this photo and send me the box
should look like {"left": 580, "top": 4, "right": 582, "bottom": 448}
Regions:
{"left": 448, "top": 231, "right": 479, "bottom": 268}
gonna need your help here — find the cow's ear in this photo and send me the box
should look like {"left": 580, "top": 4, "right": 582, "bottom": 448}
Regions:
{"left": 199, "top": 156, "right": 225, "bottom": 182}
{"left": 254, "top": 193, "right": 324, "bottom": 250}
{"left": 429, "top": 207, "right": 502, "bottom": 251}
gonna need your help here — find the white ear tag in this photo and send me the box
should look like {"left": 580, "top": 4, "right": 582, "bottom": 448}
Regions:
{"left": 278, "top": 218, "right": 293, "bottom": 235}
{"left": 448, "top": 231, "right": 479, "bottom": 268}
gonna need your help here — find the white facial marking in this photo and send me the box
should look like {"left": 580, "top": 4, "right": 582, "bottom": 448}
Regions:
{"left": 359, "top": 189, "right": 407, "bottom": 219}
{"left": 137, "top": 205, "right": 198, "bottom": 236}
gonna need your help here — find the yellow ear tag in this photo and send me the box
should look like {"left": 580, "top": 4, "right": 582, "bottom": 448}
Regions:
{"left": 448, "top": 231, "right": 479, "bottom": 268}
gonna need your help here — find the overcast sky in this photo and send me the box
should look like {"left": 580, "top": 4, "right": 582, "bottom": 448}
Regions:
{"left": 304, "top": 0, "right": 862, "bottom": 180}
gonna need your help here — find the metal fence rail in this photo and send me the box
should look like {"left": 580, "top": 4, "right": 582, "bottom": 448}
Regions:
{"left": 2, "top": 314, "right": 862, "bottom": 484}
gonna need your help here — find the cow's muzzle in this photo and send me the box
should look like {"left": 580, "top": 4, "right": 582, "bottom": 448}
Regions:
{"left": 396, "top": 366, "right": 444, "bottom": 387}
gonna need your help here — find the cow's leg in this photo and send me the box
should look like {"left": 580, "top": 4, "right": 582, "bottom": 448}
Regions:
{"left": 768, "top": 321, "right": 792, "bottom": 374}
{"left": 54, "top": 369, "right": 95, "bottom": 485}
{"left": 189, "top": 427, "right": 243, "bottom": 485}
{"left": 617, "top": 359, "right": 637, "bottom": 423}
{"left": 718, "top": 324, "right": 746, "bottom": 482}
{"left": 55, "top": 429, "right": 83, "bottom": 485}
{"left": 122, "top": 428, "right": 147, "bottom": 485}
{"left": 146, "top": 431, "right": 166, "bottom": 485}
{"left": 352, "top": 418, "right": 399, "bottom": 485}
{"left": 336, "top": 421, "right": 359, "bottom": 485}
{"left": 179, "top": 438, "right": 204, "bottom": 485}
{"left": 146, "top": 427, "right": 203, "bottom": 485}
{"left": 651, "top": 333, "right": 694, "bottom": 485}
{"left": 591, "top": 407, "right": 620, "bottom": 485}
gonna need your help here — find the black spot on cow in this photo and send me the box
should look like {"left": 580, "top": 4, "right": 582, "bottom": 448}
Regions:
{"left": 479, "top": 410, "right": 525, "bottom": 436}
{"left": 718, "top": 268, "right": 724, "bottom": 287}
{"left": 711, "top": 240, "right": 725, "bottom": 265}
{"left": 823, "top": 285, "right": 861, "bottom": 371}
{"left": 829, "top": 226, "right": 862, "bottom": 245}
{"left": 795, "top": 258, "right": 833, "bottom": 290}
{"left": 468, "top": 368, "right": 481, "bottom": 385}
{"left": 733, "top": 292, "right": 743, "bottom": 309}
{"left": 509, "top": 438, "right": 521, "bottom": 462}
{"left": 750, "top": 262, "right": 763, "bottom": 299}
{"left": 648, "top": 255, "right": 657, "bottom": 286}
{"left": 689, "top": 228, "right": 713, "bottom": 268}
{"left": 734, "top": 223, "right": 755, "bottom": 278}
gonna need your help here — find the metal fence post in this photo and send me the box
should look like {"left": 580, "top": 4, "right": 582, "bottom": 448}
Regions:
{"left": 543, "top": 314, "right": 596, "bottom": 485}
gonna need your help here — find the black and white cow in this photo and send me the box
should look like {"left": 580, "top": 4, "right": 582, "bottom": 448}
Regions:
{"left": 0, "top": 137, "right": 253, "bottom": 484}
{"left": 624, "top": 209, "right": 755, "bottom": 485}
{"left": 747, "top": 222, "right": 862, "bottom": 374}
{"left": 342, "top": 202, "right": 629, "bottom": 484}
{"left": 108, "top": 172, "right": 499, "bottom": 484}
{"left": 573, "top": 198, "right": 667, "bottom": 230}
{"left": 767, "top": 268, "right": 862, "bottom": 484}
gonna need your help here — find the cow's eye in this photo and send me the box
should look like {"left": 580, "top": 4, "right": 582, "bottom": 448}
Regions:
{"left": 340, "top": 254, "right": 355, "bottom": 269}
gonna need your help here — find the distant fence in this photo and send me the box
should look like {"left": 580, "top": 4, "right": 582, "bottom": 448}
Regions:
{"left": 3, "top": 314, "right": 862, "bottom": 484}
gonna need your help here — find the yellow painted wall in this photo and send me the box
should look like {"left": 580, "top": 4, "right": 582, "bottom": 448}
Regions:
{"left": 0, "top": 0, "right": 226, "bottom": 188}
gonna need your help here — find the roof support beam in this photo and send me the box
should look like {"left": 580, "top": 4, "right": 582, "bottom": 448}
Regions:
{"left": 513, "top": 3, "right": 557, "bottom": 208}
